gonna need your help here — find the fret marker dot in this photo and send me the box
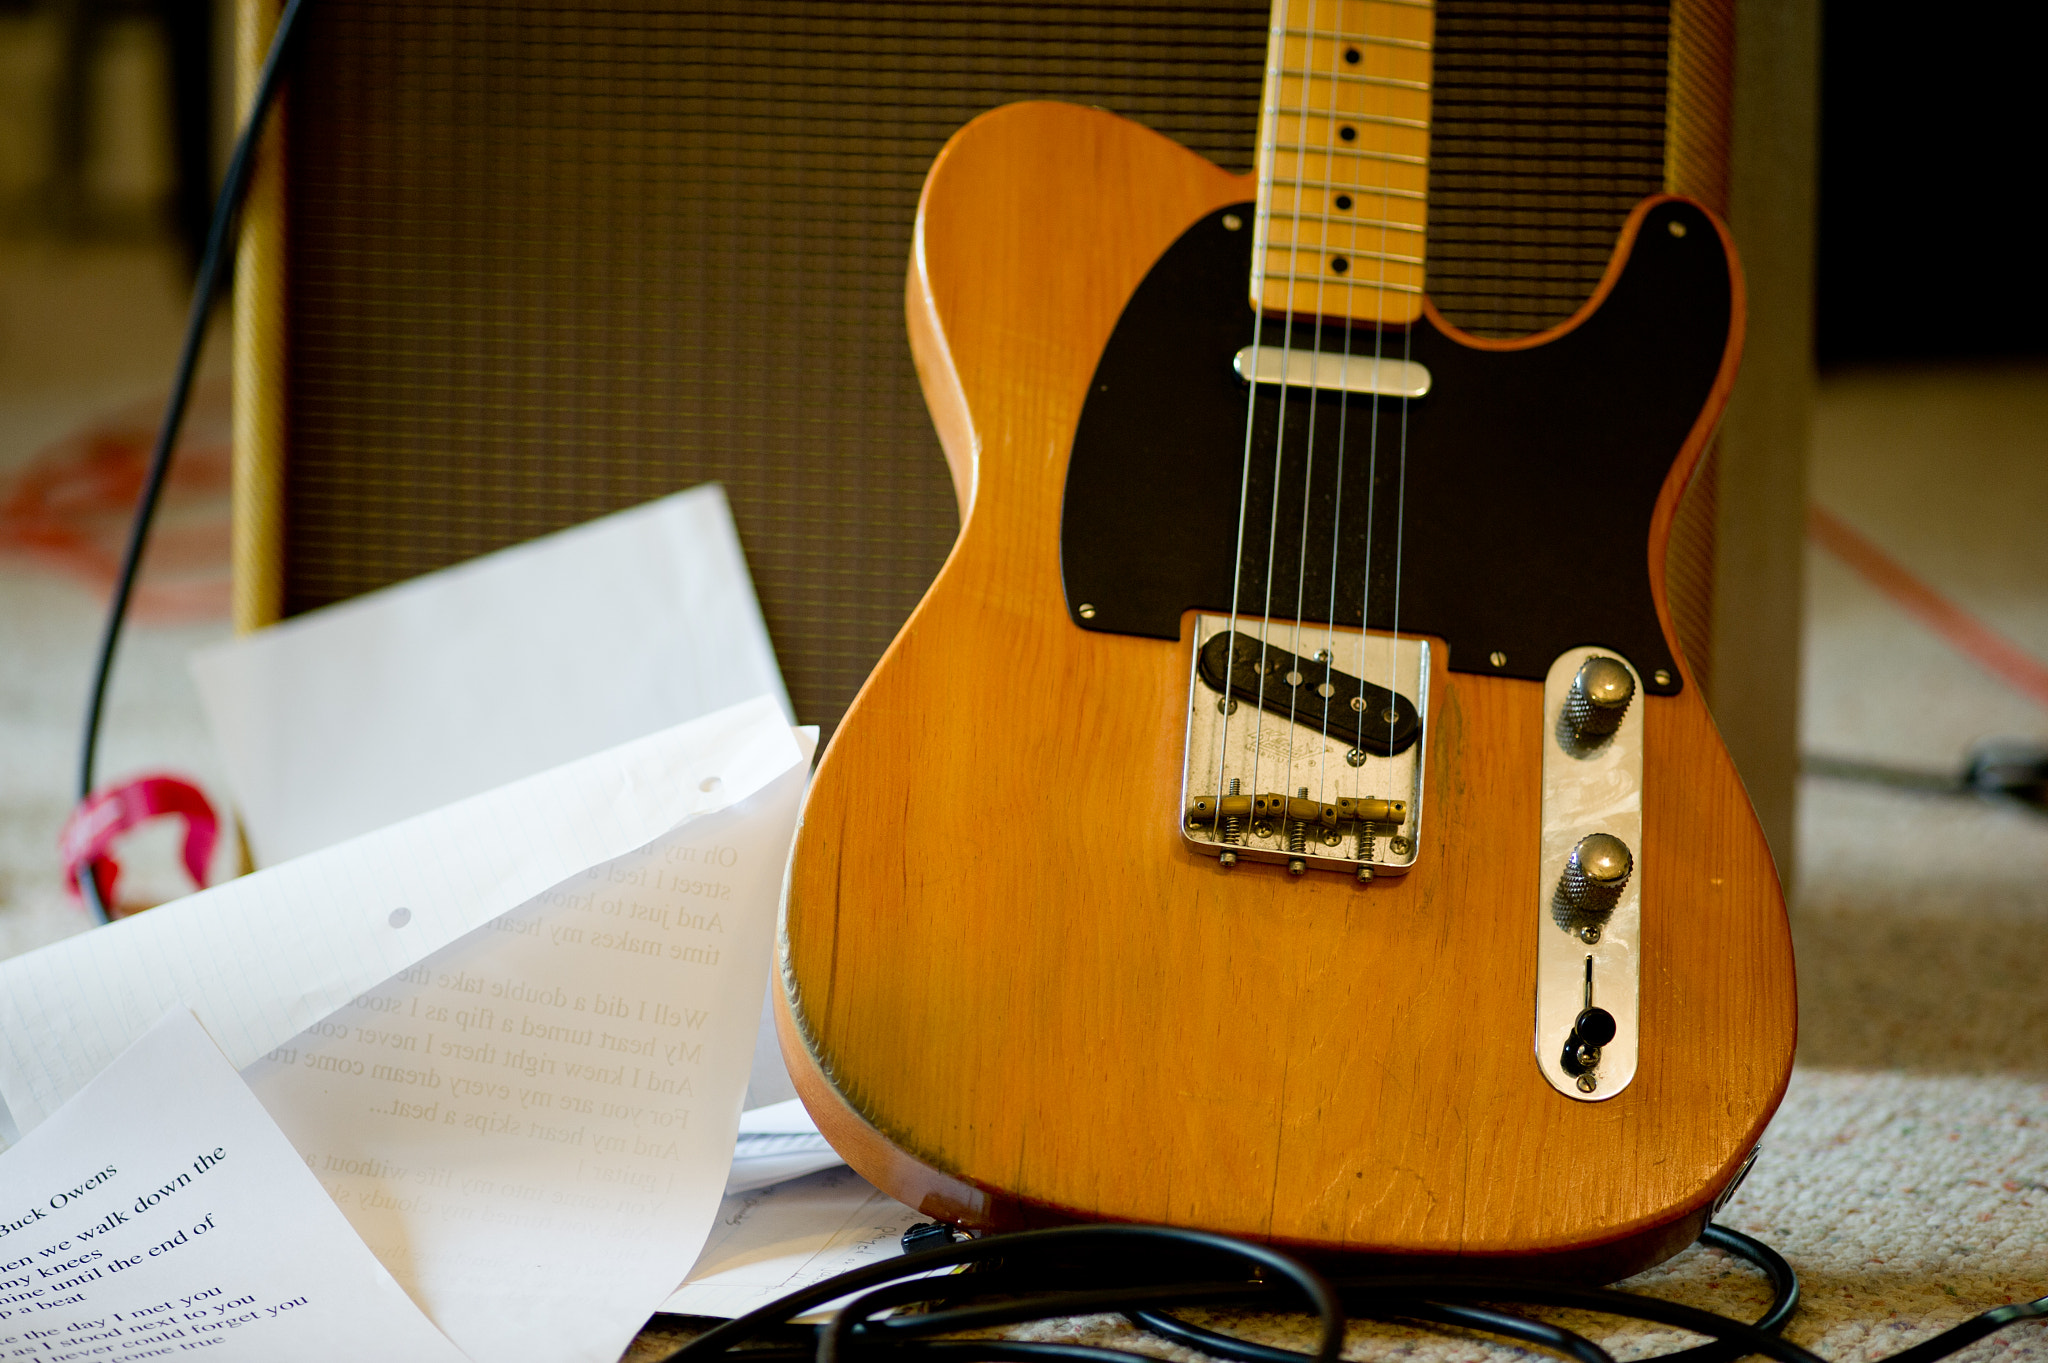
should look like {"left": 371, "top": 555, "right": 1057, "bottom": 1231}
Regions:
{"left": 1339, "top": 125, "right": 1357, "bottom": 143}
{"left": 388, "top": 907, "right": 411, "bottom": 929}
{"left": 1222, "top": 213, "right": 1242, "bottom": 231}
{"left": 1334, "top": 194, "right": 1353, "bottom": 211}
{"left": 700, "top": 775, "right": 723, "bottom": 793}
{"left": 1667, "top": 219, "right": 1688, "bottom": 238}
{"left": 1331, "top": 256, "right": 1349, "bottom": 275}
{"left": 1345, "top": 47, "right": 1361, "bottom": 64}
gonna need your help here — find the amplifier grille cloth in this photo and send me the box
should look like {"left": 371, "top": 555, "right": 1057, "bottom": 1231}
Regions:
{"left": 284, "top": 1, "right": 1670, "bottom": 734}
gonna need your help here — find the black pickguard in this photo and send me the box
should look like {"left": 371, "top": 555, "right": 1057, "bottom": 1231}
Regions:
{"left": 1060, "top": 198, "right": 1733, "bottom": 694}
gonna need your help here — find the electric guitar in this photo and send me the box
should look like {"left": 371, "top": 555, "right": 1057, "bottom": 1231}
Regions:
{"left": 775, "top": 0, "right": 1794, "bottom": 1280}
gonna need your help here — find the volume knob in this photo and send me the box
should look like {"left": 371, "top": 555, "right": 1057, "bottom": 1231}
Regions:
{"left": 1558, "top": 656, "right": 1636, "bottom": 749}
{"left": 1551, "top": 833, "right": 1634, "bottom": 938}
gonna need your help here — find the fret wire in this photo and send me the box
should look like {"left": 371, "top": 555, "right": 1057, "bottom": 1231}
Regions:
{"left": 1271, "top": 62, "right": 1429, "bottom": 93}
{"left": 1265, "top": 107, "right": 1429, "bottom": 132}
{"left": 1259, "top": 176, "right": 1426, "bottom": 201}
{"left": 1262, "top": 274, "right": 1425, "bottom": 295}
{"left": 1266, "top": 209, "right": 1426, "bottom": 233}
{"left": 1277, "top": 28, "right": 1432, "bottom": 52}
{"left": 1264, "top": 243, "right": 1425, "bottom": 266}
{"left": 1267, "top": 139, "right": 1428, "bottom": 166}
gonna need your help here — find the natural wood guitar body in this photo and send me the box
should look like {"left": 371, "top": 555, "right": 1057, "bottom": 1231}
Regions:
{"left": 778, "top": 102, "right": 1795, "bottom": 1281}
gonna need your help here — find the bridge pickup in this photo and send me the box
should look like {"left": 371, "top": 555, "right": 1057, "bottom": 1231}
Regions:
{"left": 1196, "top": 631, "right": 1420, "bottom": 756}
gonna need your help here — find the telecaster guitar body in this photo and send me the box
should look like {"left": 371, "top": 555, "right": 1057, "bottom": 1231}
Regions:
{"left": 778, "top": 101, "right": 1794, "bottom": 1281}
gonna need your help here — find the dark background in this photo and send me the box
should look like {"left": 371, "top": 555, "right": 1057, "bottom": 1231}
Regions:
{"left": 1817, "top": 1, "right": 2048, "bottom": 364}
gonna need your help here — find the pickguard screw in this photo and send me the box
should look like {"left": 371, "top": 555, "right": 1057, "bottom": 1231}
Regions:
{"left": 1345, "top": 748, "right": 1367, "bottom": 767}
{"left": 1653, "top": 668, "right": 1672, "bottom": 686}
{"left": 1314, "top": 649, "right": 1332, "bottom": 662}
{"left": 1489, "top": 651, "right": 1507, "bottom": 668}
{"left": 1321, "top": 831, "right": 1342, "bottom": 847}
{"left": 1217, "top": 697, "right": 1239, "bottom": 715}
{"left": 1077, "top": 604, "right": 1097, "bottom": 619}
{"left": 1579, "top": 925, "right": 1602, "bottom": 945}
{"left": 1576, "top": 1074, "right": 1598, "bottom": 1093}
{"left": 1388, "top": 835, "right": 1413, "bottom": 855}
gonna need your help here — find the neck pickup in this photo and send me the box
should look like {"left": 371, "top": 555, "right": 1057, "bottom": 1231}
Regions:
{"left": 1233, "top": 344, "right": 1432, "bottom": 397}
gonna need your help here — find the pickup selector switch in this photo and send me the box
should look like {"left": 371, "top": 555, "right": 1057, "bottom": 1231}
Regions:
{"left": 1558, "top": 655, "right": 1636, "bottom": 750}
{"left": 1561, "top": 1005, "right": 1617, "bottom": 1078}
{"left": 1551, "top": 833, "right": 1634, "bottom": 938}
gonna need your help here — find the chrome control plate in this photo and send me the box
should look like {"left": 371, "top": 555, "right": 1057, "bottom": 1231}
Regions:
{"left": 1536, "top": 646, "right": 1645, "bottom": 1100}
{"left": 1181, "top": 616, "right": 1428, "bottom": 876}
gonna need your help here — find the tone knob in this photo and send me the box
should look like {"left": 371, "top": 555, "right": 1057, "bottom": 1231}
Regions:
{"left": 1558, "top": 656, "right": 1636, "bottom": 748}
{"left": 1551, "top": 833, "right": 1634, "bottom": 937}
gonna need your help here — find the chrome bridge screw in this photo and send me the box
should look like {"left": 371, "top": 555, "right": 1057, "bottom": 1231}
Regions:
{"left": 1218, "top": 778, "right": 1244, "bottom": 867}
{"left": 1286, "top": 787, "right": 1309, "bottom": 876}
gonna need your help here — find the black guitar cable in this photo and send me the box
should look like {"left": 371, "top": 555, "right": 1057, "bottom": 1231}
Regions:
{"left": 649, "top": 1221, "right": 2046, "bottom": 1363}
{"left": 71, "top": 0, "right": 310, "bottom": 923}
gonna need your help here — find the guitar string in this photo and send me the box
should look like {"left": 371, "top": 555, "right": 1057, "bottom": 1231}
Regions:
{"left": 1308, "top": 0, "right": 1359, "bottom": 825}
{"left": 1270, "top": 1, "right": 1413, "bottom": 863}
{"left": 1343, "top": 3, "right": 1417, "bottom": 846}
{"left": 1283, "top": 1, "right": 1346, "bottom": 818}
{"left": 1324, "top": 8, "right": 1369, "bottom": 828}
{"left": 1246, "top": 0, "right": 1317, "bottom": 836}
{"left": 1383, "top": 7, "right": 1429, "bottom": 820}
{"left": 1285, "top": 3, "right": 1389, "bottom": 860}
{"left": 1264, "top": 0, "right": 1354, "bottom": 848}
{"left": 1211, "top": 0, "right": 1294, "bottom": 839}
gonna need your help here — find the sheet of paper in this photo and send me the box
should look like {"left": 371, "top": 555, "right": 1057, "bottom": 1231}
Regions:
{"left": 240, "top": 740, "right": 812, "bottom": 1363}
{"left": 0, "top": 696, "right": 800, "bottom": 1138}
{"left": 727, "top": 1101, "right": 843, "bottom": 1196}
{"left": 191, "top": 484, "right": 790, "bottom": 868}
{"left": 0, "top": 1012, "right": 467, "bottom": 1363}
{"left": 659, "top": 1166, "right": 924, "bottom": 1321}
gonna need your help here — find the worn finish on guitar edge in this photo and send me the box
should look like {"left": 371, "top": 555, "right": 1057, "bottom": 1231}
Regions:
{"left": 778, "top": 101, "right": 1794, "bottom": 1278}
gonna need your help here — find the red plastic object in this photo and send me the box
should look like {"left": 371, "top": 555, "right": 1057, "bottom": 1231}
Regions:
{"left": 59, "top": 775, "right": 220, "bottom": 919}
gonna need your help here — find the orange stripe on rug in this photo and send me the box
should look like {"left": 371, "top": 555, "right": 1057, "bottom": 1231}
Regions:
{"left": 1808, "top": 503, "right": 2048, "bottom": 712}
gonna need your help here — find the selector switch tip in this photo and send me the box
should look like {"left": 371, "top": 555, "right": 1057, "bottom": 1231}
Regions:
{"left": 1560, "top": 1006, "right": 1618, "bottom": 1077}
{"left": 1572, "top": 1006, "right": 1617, "bottom": 1049}
{"left": 1559, "top": 656, "right": 1636, "bottom": 749}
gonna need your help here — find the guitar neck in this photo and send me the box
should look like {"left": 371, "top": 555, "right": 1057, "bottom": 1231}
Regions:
{"left": 1253, "top": 0, "right": 1435, "bottom": 326}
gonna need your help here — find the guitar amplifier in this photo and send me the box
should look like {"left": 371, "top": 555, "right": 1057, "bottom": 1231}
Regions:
{"left": 232, "top": 0, "right": 1738, "bottom": 742}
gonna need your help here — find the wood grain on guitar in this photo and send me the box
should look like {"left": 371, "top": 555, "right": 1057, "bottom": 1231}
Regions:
{"left": 779, "top": 2, "right": 1793, "bottom": 1283}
